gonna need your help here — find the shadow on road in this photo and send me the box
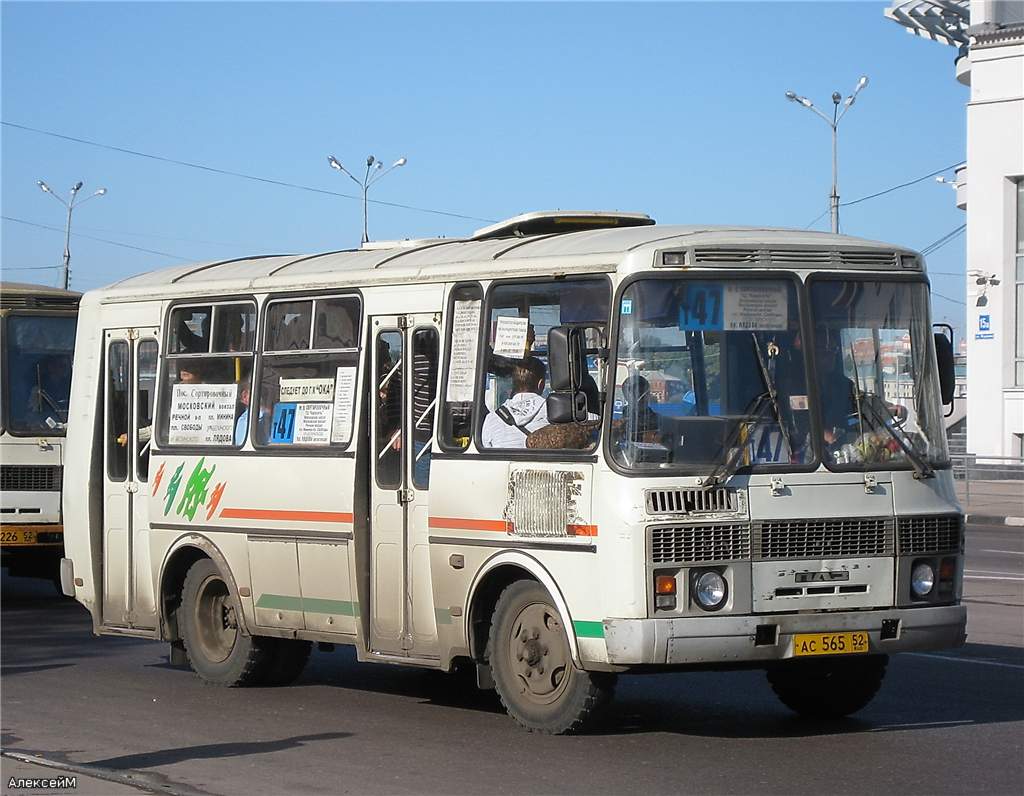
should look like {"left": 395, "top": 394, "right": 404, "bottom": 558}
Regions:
{"left": 85, "top": 732, "right": 352, "bottom": 770}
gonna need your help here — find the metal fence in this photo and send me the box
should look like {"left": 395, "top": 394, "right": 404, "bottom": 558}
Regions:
{"left": 950, "top": 454, "right": 1024, "bottom": 519}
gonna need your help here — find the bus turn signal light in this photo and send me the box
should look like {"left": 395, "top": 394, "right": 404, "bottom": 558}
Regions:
{"left": 655, "top": 575, "right": 676, "bottom": 595}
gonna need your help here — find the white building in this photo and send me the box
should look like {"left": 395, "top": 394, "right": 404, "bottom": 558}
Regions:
{"left": 886, "top": 0, "right": 1024, "bottom": 458}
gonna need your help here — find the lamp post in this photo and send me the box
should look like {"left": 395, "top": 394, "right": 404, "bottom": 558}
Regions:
{"left": 327, "top": 154, "right": 407, "bottom": 244}
{"left": 37, "top": 179, "right": 107, "bottom": 289}
{"left": 785, "top": 76, "right": 869, "bottom": 233}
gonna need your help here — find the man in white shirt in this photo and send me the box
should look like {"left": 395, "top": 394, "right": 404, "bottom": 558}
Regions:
{"left": 481, "top": 358, "right": 549, "bottom": 449}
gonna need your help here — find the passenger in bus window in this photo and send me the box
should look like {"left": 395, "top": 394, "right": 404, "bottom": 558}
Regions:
{"left": 234, "top": 385, "right": 251, "bottom": 446}
{"left": 481, "top": 357, "right": 549, "bottom": 448}
{"left": 525, "top": 371, "right": 602, "bottom": 450}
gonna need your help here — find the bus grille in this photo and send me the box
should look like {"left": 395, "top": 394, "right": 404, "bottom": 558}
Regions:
{"left": 645, "top": 487, "right": 739, "bottom": 516}
{"left": 687, "top": 247, "right": 904, "bottom": 269}
{"left": 897, "top": 515, "right": 962, "bottom": 555}
{"left": 650, "top": 523, "right": 751, "bottom": 564}
{"left": 0, "top": 465, "right": 62, "bottom": 492}
{"left": 753, "top": 517, "right": 893, "bottom": 560}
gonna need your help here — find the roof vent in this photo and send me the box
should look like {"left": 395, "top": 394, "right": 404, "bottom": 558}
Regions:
{"left": 471, "top": 210, "right": 654, "bottom": 241}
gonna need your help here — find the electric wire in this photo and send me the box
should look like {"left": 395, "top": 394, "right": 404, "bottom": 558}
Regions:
{"left": 3, "top": 216, "right": 192, "bottom": 260}
{"left": 920, "top": 223, "right": 966, "bottom": 256}
{"left": 2, "top": 121, "right": 497, "bottom": 224}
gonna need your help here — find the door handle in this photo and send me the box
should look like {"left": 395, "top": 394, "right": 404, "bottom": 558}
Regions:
{"left": 396, "top": 489, "right": 413, "bottom": 505}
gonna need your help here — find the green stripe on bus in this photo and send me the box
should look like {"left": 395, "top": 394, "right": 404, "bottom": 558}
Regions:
{"left": 255, "top": 593, "right": 358, "bottom": 616}
{"left": 573, "top": 620, "right": 605, "bottom": 639}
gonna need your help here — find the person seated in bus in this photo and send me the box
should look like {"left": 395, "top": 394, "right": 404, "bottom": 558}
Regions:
{"left": 815, "top": 332, "right": 857, "bottom": 448}
{"left": 117, "top": 363, "right": 204, "bottom": 448}
{"left": 525, "top": 372, "right": 602, "bottom": 450}
{"left": 234, "top": 385, "right": 251, "bottom": 446}
{"left": 481, "top": 357, "right": 549, "bottom": 449}
{"left": 21, "top": 354, "right": 72, "bottom": 430}
{"left": 615, "top": 374, "right": 663, "bottom": 444}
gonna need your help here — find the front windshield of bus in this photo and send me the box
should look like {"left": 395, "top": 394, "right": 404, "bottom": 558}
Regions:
{"left": 3, "top": 314, "right": 76, "bottom": 435}
{"left": 809, "top": 278, "right": 948, "bottom": 471}
{"left": 611, "top": 277, "right": 812, "bottom": 473}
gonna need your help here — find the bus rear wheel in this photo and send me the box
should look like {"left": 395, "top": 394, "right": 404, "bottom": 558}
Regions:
{"left": 180, "top": 558, "right": 273, "bottom": 686}
{"left": 767, "top": 654, "right": 888, "bottom": 718}
{"left": 487, "top": 580, "right": 615, "bottom": 734}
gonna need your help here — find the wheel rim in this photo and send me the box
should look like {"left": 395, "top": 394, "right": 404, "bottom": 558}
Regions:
{"left": 507, "top": 601, "right": 571, "bottom": 707}
{"left": 193, "top": 574, "right": 237, "bottom": 664}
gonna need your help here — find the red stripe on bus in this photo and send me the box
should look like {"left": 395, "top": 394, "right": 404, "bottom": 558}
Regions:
{"left": 567, "top": 524, "right": 598, "bottom": 537}
{"left": 428, "top": 517, "right": 511, "bottom": 533}
{"left": 219, "top": 508, "right": 354, "bottom": 524}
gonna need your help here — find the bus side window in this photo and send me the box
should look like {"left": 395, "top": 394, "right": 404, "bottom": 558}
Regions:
{"left": 158, "top": 301, "right": 256, "bottom": 448}
{"left": 439, "top": 283, "right": 483, "bottom": 451}
{"left": 136, "top": 340, "right": 158, "bottom": 481}
{"left": 255, "top": 294, "right": 361, "bottom": 449}
{"left": 107, "top": 341, "right": 130, "bottom": 481}
{"left": 480, "top": 278, "right": 610, "bottom": 451}
{"left": 411, "top": 327, "right": 439, "bottom": 488}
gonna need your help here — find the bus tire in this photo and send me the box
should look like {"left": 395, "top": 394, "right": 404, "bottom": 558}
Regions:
{"left": 767, "top": 654, "right": 888, "bottom": 718}
{"left": 487, "top": 580, "right": 615, "bottom": 734}
{"left": 180, "top": 558, "right": 273, "bottom": 687}
{"left": 260, "top": 639, "right": 313, "bottom": 686}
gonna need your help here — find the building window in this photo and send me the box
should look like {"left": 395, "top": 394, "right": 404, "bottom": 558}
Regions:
{"left": 1016, "top": 179, "right": 1024, "bottom": 386}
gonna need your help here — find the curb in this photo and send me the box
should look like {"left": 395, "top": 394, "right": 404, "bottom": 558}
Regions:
{"left": 966, "top": 513, "right": 1024, "bottom": 527}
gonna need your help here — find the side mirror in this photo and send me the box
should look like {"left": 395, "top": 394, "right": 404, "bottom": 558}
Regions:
{"left": 548, "top": 326, "right": 585, "bottom": 392}
{"left": 547, "top": 392, "right": 588, "bottom": 424}
{"left": 933, "top": 325, "right": 955, "bottom": 405}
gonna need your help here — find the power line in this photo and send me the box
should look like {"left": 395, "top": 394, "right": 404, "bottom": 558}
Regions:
{"left": 3, "top": 216, "right": 192, "bottom": 260}
{"left": 2, "top": 264, "right": 61, "bottom": 271}
{"left": 920, "top": 223, "right": 966, "bottom": 256}
{"left": 930, "top": 289, "right": 966, "bottom": 306}
{"left": 803, "top": 161, "right": 964, "bottom": 226}
{"left": 840, "top": 162, "right": 963, "bottom": 207}
{"left": 2, "top": 121, "right": 497, "bottom": 224}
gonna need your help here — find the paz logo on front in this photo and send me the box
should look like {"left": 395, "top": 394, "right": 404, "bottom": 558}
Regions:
{"left": 794, "top": 570, "right": 850, "bottom": 583}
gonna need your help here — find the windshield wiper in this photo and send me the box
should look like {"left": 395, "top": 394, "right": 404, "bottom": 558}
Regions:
{"left": 703, "top": 391, "right": 773, "bottom": 487}
{"left": 857, "top": 389, "right": 934, "bottom": 479}
{"left": 843, "top": 343, "right": 932, "bottom": 478}
{"left": 751, "top": 335, "right": 795, "bottom": 460}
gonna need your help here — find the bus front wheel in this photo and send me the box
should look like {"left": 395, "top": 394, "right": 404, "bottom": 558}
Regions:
{"left": 180, "top": 558, "right": 274, "bottom": 686}
{"left": 487, "top": 580, "right": 615, "bottom": 734}
{"left": 767, "top": 654, "right": 888, "bottom": 718}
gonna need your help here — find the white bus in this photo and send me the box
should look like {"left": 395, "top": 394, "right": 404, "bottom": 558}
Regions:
{"left": 1, "top": 282, "right": 80, "bottom": 584}
{"left": 63, "top": 211, "right": 964, "bottom": 733}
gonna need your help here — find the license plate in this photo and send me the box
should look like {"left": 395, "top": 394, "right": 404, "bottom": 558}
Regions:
{"left": 1, "top": 529, "right": 37, "bottom": 546}
{"left": 793, "top": 631, "right": 869, "bottom": 657}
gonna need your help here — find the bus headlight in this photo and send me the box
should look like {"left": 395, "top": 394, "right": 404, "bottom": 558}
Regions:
{"left": 693, "top": 570, "right": 728, "bottom": 611}
{"left": 911, "top": 561, "right": 935, "bottom": 598}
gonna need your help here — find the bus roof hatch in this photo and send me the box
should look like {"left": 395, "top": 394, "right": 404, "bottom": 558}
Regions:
{"left": 470, "top": 210, "right": 654, "bottom": 241}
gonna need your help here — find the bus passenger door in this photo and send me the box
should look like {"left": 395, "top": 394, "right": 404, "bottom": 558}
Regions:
{"left": 369, "top": 315, "right": 441, "bottom": 658}
{"left": 406, "top": 320, "right": 441, "bottom": 658}
{"left": 101, "top": 328, "right": 159, "bottom": 629}
{"left": 102, "top": 331, "right": 132, "bottom": 626}
{"left": 370, "top": 322, "right": 406, "bottom": 653}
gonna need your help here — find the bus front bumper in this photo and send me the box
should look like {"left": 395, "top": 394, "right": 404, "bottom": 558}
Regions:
{"left": 602, "top": 604, "right": 966, "bottom": 666}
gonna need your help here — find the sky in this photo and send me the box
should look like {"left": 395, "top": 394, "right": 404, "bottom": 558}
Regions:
{"left": 1, "top": 1, "right": 969, "bottom": 336}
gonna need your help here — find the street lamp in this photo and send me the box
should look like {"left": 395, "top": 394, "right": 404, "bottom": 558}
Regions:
{"left": 37, "top": 179, "right": 107, "bottom": 290}
{"left": 327, "top": 154, "right": 407, "bottom": 244}
{"left": 785, "top": 75, "right": 869, "bottom": 233}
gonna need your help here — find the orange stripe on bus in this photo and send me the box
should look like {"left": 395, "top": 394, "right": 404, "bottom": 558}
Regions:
{"left": 219, "top": 508, "right": 354, "bottom": 524}
{"left": 428, "top": 517, "right": 511, "bottom": 533}
{"left": 567, "top": 524, "right": 598, "bottom": 537}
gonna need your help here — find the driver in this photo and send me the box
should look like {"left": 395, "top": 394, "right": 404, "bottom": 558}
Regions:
{"left": 814, "top": 330, "right": 857, "bottom": 447}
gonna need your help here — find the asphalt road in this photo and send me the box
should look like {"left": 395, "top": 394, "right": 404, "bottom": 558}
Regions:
{"left": 2, "top": 523, "right": 1022, "bottom": 796}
